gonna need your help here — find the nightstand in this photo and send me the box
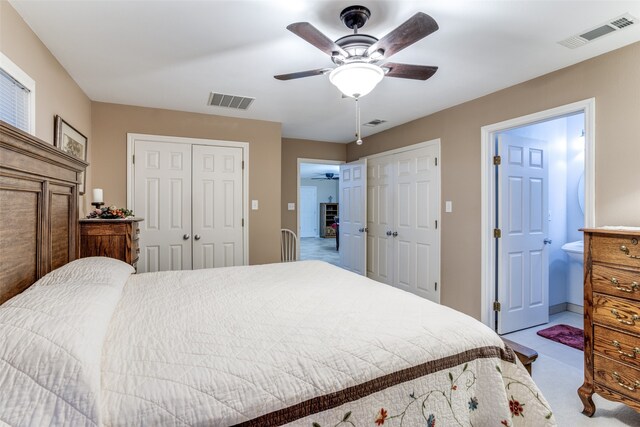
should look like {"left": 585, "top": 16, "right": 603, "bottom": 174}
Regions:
{"left": 79, "top": 218, "right": 143, "bottom": 269}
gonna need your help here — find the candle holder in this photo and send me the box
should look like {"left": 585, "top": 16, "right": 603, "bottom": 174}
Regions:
{"left": 91, "top": 202, "right": 105, "bottom": 210}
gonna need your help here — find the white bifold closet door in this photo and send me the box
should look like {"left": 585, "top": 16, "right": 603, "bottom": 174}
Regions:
{"left": 134, "top": 141, "right": 243, "bottom": 273}
{"left": 366, "top": 144, "right": 440, "bottom": 303}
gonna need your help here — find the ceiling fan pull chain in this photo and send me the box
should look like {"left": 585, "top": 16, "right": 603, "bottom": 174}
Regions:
{"left": 356, "top": 98, "right": 362, "bottom": 145}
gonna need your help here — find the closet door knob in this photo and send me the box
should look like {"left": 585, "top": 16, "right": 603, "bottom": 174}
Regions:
{"left": 183, "top": 234, "right": 190, "bottom": 240}
{"left": 392, "top": 231, "right": 398, "bottom": 237}
{"left": 194, "top": 234, "right": 201, "bottom": 240}
{"left": 386, "top": 231, "right": 393, "bottom": 236}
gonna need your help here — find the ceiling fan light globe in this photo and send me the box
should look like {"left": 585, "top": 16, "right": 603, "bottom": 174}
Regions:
{"left": 329, "top": 62, "right": 384, "bottom": 98}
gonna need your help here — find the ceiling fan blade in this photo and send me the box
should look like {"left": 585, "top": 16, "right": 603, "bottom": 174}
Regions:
{"left": 384, "top": 63, "right": 438, "bottom": 80}
{"left": 366, "top": 12, "right": 438, "bottom": 59}
{"left": 287, "top": 22, "right": 348, "bottom": 57}
{"left": 274, "top": 68, "right": 333, "bottom": 81}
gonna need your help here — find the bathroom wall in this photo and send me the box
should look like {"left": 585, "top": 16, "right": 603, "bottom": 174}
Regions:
{"left": 566, "top": 114, "right": 585, "bottom": 243}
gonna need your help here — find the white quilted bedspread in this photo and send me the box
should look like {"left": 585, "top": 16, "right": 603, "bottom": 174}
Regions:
{"left": 1, "top": 259, "right": 556, "bottom": 426}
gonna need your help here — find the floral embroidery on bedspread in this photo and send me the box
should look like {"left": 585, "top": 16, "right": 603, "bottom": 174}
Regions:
{"left": 308, "top": 361, "right": 554, "bottom": 427}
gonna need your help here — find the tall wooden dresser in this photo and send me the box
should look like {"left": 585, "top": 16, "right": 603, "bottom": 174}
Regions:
{"left": 79, "top": 218, "right": 143, "bottom": 269}
{"left": 579, "top": 228, "right": 640, "bottom": 416}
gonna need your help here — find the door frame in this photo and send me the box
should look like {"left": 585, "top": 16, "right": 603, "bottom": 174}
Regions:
{"left": 296, "top": 158, "right": 345, "bottom": 259}
{"left": 299, "top": 185, "right": 318, "bottom": 237}
{"left": 126, "top": 133, "right": 250, "bottom": 265}
{"left": 480, "top": 98, "right": 596, "bottom": 329}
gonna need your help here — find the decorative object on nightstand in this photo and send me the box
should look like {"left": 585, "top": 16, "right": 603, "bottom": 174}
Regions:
{"left": 579, "top": 227, "right": 640, "bottom": 417}
{"left": 91, "top": 188, "right": 104, "bottom": 209}
{"left": 79, "top": 218, "right": 143, "bottom": 269}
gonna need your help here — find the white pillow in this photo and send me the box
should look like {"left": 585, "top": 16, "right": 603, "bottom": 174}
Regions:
{"left": 0, "top": 257, "right": 134, "bottom": 426}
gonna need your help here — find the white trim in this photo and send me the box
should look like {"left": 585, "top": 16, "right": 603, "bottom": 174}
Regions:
{"left": 296, "top": 158, "right": 345, "bottom": 260}
{"left": 0, "top": 52, "right": 36, "bottom": 135}
{"left": 363, "top": 138, "right": 442, "bottom": 303}
{"left": 480, "top": 98, "right": 596, "bottom": 329}
{"left": 126, "top": 132, "right": 250, "bottom": 265}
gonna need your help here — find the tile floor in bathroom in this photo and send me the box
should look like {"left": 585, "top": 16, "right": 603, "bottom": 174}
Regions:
{"left": 503, "top": 311, "right": 640, "bottom": 426}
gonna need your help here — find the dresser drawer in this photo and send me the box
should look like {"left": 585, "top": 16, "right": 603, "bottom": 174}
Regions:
{"left": 594, "top": 325, "right": 640, "bottom": 368}
{"left": 592, "top": 264, "right": 640, "bottom": 302}
{"left": 594, "top": 354, "right": 640, "bottom": 401}
{"left": 591, "top": 235, "right": 640, "bottom": 268}
{"left": 593, "top": 293, "right": 640, "bottom": 335}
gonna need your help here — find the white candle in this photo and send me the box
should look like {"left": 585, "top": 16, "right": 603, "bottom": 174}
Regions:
{"left": 92, "top": 188, "right": 103, "bottom": 203}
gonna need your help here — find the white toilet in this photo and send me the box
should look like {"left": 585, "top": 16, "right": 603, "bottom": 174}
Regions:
{"left": 562, "top": 240, "right": 584, "bottom": 308}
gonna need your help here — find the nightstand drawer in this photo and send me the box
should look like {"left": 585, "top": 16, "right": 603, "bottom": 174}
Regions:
{"left": 595, "top": 354, "right": 640, "bottom": 401}
{"left": 593, "top": 264, "right": 640, "bottom": 301}
{"left": 592, "top": 235, "right": 640, "bottom": 268}
{"left": 79, "top": 218, "right": 143, "bottom": 268}
{"left": 594, "top": 325, "right": 640, "bottom": 368}
{"left": 593, "top": 293, "right": 640, "bottom": 335}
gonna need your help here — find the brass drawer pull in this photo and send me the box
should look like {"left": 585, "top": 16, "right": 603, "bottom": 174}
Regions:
{"left": 612, "top": 371, "right": 640, "bottom": 392}
{"left": 610, "top": 309, "right": 640, "bottom": 325}
{"left": 610, "top": 277, "right": 640, "bottom": 293}
{"left": 612, "top": 340, "right": 640, "bottom": 358}
{"left": 620, "top": 244, "right": 640, "bottom": 259}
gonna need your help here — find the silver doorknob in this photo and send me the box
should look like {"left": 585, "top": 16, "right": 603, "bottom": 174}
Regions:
{"left": 183, "top": 234, "right": 190, "bottom": 240}
{"left": 194, "top": 234, "right": 201, "bottom": 240}
{"left": 544, "top": 238, "right": 552, "bottom": 244}
{"left": 358, "top": 228, "right": 364, "bottom": 233}
{"left": 386, "top": 231, "right": 393, "bottom": 236}
{"left": 392, "top": 231, "right": 398, "bottom": 237}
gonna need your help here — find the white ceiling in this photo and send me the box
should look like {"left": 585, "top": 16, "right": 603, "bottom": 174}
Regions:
{"left": 300, "top": 163, "right": 340, "bottom": 179}
{"left": 10, "top": 1, "right": 640, "bottom": 143}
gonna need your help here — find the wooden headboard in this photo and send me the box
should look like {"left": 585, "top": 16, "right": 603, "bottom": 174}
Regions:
{"left": 0, "top": 121, "right": 88, "bottom": 304}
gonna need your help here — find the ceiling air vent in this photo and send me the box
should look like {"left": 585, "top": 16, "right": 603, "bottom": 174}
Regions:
{"left": 207, "top": 92, "right": 255, "bottom": 110}
{"left": 558, "top": 13, "right": 637, "bottom": 49}
{"left": 363, "top": 119, "right": 387, "bottom": 127}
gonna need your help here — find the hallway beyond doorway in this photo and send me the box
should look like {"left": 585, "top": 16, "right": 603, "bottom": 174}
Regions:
{"left": 299, "top": 237, "right": 340, "bottom": 266}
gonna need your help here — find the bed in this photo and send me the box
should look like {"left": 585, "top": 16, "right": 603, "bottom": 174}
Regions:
{"left": 0, "top": 122, "right": 556, "bottom": 426}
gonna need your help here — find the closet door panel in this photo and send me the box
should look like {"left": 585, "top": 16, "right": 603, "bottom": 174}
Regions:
{"left": 366, "top": 158, "right": 393, "bottom": 283}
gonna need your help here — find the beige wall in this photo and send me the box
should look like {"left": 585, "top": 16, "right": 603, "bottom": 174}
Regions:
{"left": 91, "top": 102, "right": 282, "bottom": 265}
{"left": 1, "top": 1, "right": 92, "bottom": 214}
{"left": 281, "top": 138, "right": 347, "bottom": 233}
{"left": 346, "top": 42, "right": 640, "bottom": 319}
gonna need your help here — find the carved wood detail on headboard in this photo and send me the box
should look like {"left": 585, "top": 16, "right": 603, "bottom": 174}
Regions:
{"left": 0, "top": 121, "right": 88, "bottom": 305}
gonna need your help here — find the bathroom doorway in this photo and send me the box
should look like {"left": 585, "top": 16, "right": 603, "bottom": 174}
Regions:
{"left": 297, "top": 161, "right": 343, "bottom": 266}
{"left": 480, "top": 99, "right": 595, "bottom": 334}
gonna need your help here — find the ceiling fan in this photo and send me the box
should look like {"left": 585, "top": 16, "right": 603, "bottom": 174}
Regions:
{"left": 311, "top": 173, "right": 340, "bottom": 180}
{"left": 274, "top": 5, "right": 439, "bottom": 98}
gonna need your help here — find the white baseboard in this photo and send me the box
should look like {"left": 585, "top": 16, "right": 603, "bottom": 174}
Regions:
{"left": 549, "top": 303, "right": 567, "bottom": 315}
{"left": 566, "top": 303, "right": 584, "bottom": 314}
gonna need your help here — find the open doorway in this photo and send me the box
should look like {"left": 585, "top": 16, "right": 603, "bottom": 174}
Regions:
{"left": 297, "top": 161, "right": 343, "bottom": 265}
{"left": 480, "top": 99, "right": 595, "bottom": 333}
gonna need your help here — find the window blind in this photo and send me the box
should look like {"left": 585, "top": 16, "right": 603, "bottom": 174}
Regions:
{"left": 0, "top": 67, "right": 31, "bottom": 132}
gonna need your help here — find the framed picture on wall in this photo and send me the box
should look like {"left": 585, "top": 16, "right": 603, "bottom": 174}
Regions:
{"left": 54, "top": 115, "right": 87, "bottom": 194}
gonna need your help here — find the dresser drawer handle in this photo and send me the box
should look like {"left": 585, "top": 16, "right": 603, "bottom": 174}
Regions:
{"left": 620, "top": 244, "right": 640, "bottom": 259}
{"left": 612, "top": 340, "right": 640, "bottom": 358}
{"left": 611, "top": 278, "right": 640, "bottom": 293}
{"left": 612, "top": 372, "right": 640, "bottom": 392}
{"left": 611, "top": 309, "right": 640, "bottom": 325}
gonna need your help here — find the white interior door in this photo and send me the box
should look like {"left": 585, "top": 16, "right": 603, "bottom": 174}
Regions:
{"left": 192, "top": 145, "right": 244, "bottom": 269}
{"left": 299, "top": 186, "right": 318, "bottom": 237}
{"left": 339, "top": 159, "right": 367, "bottom": 274}
{"left": 366, "top": 157, "right": 393, "bottom": 284}
{"left": 497, "top": 134, "right": 549, "bottom": 334}
{"left": 393, "top": 146, "right": 440, "bottom": 302}
{"left": 134, "top": 141, "right": 192, "bottom": 273}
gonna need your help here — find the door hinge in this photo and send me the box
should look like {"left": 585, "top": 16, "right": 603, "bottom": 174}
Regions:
{"left": 493, "top": 155, "right": 501, "bottom": 165}
{"left": 242, "top": 161, "right": 245, "bottom": 170}
{"left": 435, "top": 282, "right": 438, "bottom": 291}
{"left": 132, "top": 154, "right": 135, "bottom": 164}
{"left": 493, "top": 228, "right": 502, "bottom": 238}
{"left": 435, "top": 220, "right": 438, "bottom": 229}
{"left": 493, "top": 301, "right": 501, "bottom": 312}
{"left": 242, "top": 218, "right": 244, "bottom": 227}
{"left": 435, "top": 157, "right": 438, "bottom": 166}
